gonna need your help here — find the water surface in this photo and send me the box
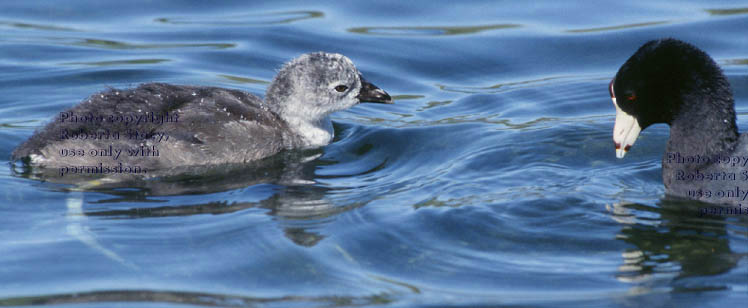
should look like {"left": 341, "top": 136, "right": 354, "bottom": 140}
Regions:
{"left": 1, "top": 1, "right": 747, "bottom": 307}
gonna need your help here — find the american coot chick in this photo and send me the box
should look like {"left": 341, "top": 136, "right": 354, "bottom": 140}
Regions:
{"left": 12, "top": 52, "right": 392, "bottom": 178}
{"left": 610, "top": 38, "right": 747, "bottom": 205}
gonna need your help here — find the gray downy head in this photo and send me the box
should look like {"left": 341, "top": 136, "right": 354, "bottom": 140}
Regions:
{"left": 264, "top": 52, "right": 392, "bottom": 147}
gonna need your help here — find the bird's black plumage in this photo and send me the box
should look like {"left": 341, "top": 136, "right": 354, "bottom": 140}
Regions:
{"left": 611, "top": 38, "right": 746, "bottom": 205}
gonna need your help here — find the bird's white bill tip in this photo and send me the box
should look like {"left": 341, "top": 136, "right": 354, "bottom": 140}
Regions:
{"left": 616, "top": 148, "right": 627, "bottom": 159}
{"left": 612, "top": 101, "right": 640, "bottom": 159}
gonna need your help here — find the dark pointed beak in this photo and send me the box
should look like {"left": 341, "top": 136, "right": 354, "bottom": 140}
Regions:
{"left": 357, "top": 75, "right": 393, "bottom": 104}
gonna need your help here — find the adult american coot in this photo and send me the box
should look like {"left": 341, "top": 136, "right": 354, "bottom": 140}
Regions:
{"left": 12, "top": 52, "right": 392, "bottom": 178}
{"left": 610, "top": 38, "right": 747, "bottom": 206}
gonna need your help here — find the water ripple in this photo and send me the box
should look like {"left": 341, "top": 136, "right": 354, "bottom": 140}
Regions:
{"left": 2, "top": 1, "right": 747, "bottom": 306}
{"left": 0, "top": 289, "right": 396, "bottom": 307}
{"left": 70, "top": 38, "right": 235, "bottom": 50}
{"left": 218, "top": 74, "right": 270, "bottom": 85}
{"left": 437, "top": 75, "right": 607, "bottom": 94}
{"left": 722, "top": 58, "right": 748, "bottom": 66}
{"left": 348, "top": 23, "right": 521, "bottom": 36}
{"left": 62, "top": 58, "right": 170, "bottom": 67}
{"left": 155, "top": 10, "right": 324, "bottom": 26}
{"left": 705, "top": 7, "right": 748, "bottom": 16}
{"left": 0, "top": 20, "right": 80, "bottom": 32}
{"left": 566, "top": 20, "right": 670, "bottom": 33}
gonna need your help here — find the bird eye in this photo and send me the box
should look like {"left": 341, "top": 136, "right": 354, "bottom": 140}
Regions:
{"left": 626, "top": 94, "right": 637, "bottom": 101}
{"left": 334, "top": 85, "right": 348, "bottom": 92}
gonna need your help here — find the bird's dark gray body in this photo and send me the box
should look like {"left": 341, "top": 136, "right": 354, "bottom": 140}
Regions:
{"left": 611, "top": 39, "right": 748, "bottom": 206}
{"left": 663, "top": 134, "right": 748, "bottom": 205}
{"left": 12, "top": 52, "right": 392, "bottom": 178}
{"left": 13, "top": 83, "right": 302, "bottom": 170}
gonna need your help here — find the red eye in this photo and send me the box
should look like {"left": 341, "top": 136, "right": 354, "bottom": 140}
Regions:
{"left": 626, "top": 94, "right": 637, "bottom": 101}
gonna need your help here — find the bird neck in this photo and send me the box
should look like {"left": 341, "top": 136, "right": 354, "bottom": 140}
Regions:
{"left": 666, "top": 93, "right": 738, "bottom": 160}
{"left": 282, "top": 114, "right": 334, "bottom": 148}
{"left": 265, "top": 88, "right": 335, "bottom": 148}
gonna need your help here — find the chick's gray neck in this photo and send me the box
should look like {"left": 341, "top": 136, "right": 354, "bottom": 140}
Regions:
{"left": 265, "top": 79, "right": 334, "bottom": 148}
{"left": 282, "top": 113, "right": 334, "bottom": 148}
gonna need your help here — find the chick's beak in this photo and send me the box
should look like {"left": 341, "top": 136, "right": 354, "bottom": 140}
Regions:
{"left": 357, "top": 75, "right": 393, "bottom": 104}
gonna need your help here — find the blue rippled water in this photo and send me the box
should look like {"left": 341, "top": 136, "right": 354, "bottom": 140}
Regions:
{"left": 1, "top": 1, "right": 747, "bottom": 307}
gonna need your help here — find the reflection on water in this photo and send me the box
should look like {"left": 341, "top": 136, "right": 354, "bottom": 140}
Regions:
{"left": 437, "top": 75, "right": 593, "bottom": 94}
{"left": 63, "top": 59, "right": 170, "bottom": 67}
{"left": 722, "top": 58, "right": 748, "bottom": 66}
{"left": 566, "top": 21, "right": 670, "bottom": 33}
{"left": 0, "top": 20, "right": 79, "bottom": 32}
{"left": 84, "top": 185, "right": 344, "bottom": 247}
{"left": 0, "top": 36, "right": 236, "bottom": 49}
{"left": 705, "top": 7, "right": 748, "bottom": 16}
{"left": 155, "top": 10, "right": 324, "bottom": 26}
{"left": 390, "top": 95, "right": 425, "bottom": 101}
{"left": 0, "top": 289, "right": 393, "bottom": 307}
{"left": 608, "top": 200, "right": 743, "bottom": 286}
{"left": 218, "top": 74, "right": 270, "bottom": 85}
{"left": 0, "top": 120, "right": 38, "bottom": 129}
{"left": 15, "top": 149, "right": 352, "bottom": 248}
{"left": 348, "top": 24, "right": 520, "bottom": 36}
{"left": 71, "top": 38, "right": 235, "bottom": 50}
{"left": 11, "top": 149, "right": 323, "bottom": 195}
